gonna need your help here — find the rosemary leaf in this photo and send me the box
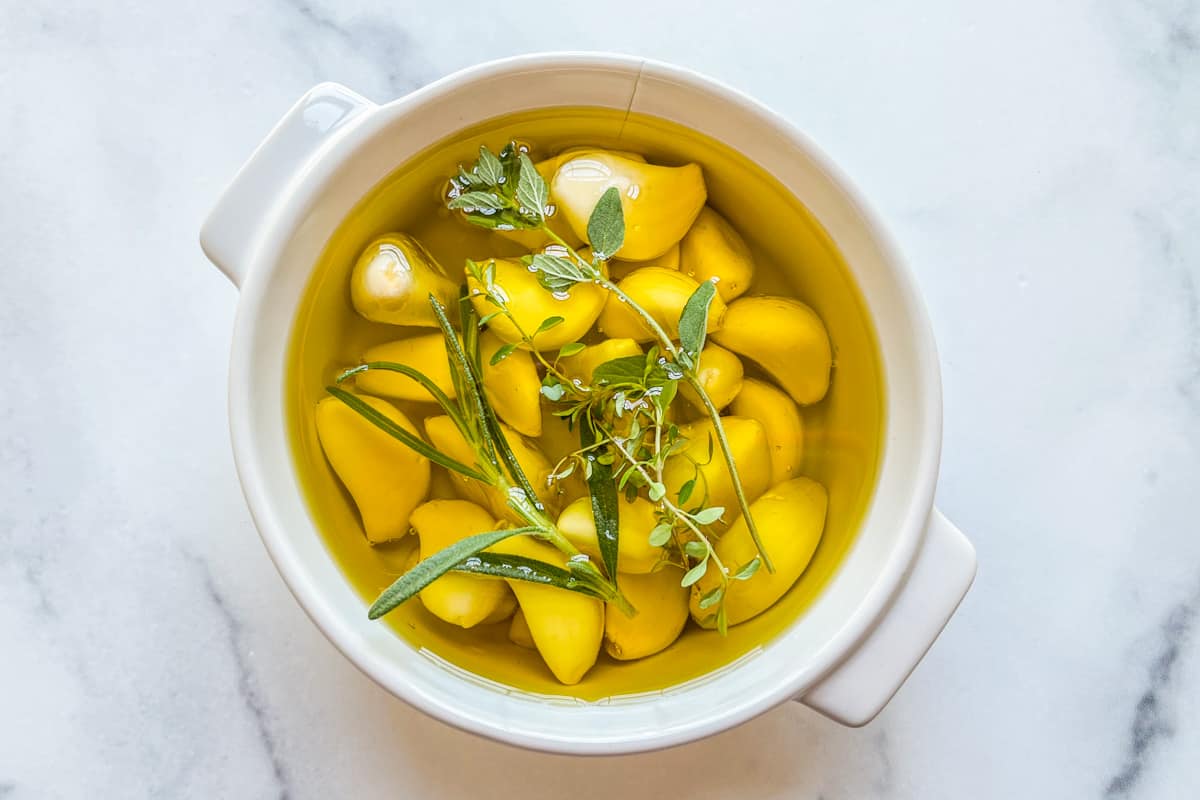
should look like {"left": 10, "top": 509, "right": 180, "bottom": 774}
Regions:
{"left": 368, "top": 527, "right": 532, "bottom": 619}
{"left": 453, "top": 552, "right": 607, "bottom": 600}
{"left": 581, "top": 420, "right": 621, "bottom": 583}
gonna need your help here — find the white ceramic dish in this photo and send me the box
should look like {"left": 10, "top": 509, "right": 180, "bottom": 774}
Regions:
{"left": 200, "top": 52, "right": 976, "bottom": 754}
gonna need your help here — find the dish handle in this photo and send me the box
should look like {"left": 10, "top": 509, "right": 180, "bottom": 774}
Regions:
{"left": 199, "top": 83, "right": 377, "bottom": 288}
{"left": 796, "top": 508, "right": 976, "bottom": 726}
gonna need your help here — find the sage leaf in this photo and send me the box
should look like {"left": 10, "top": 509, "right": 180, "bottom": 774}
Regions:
{"left": 453, "top": 552, "right": 607, "bottom": 599}
{"left": 516, "top": 153, "right": 549, "bottom": 219}
{"left": 591, "top": 354, "right": 648, "bottom": 386}
{"left": 581, "top": 422, "right": 621, "bottom": 582}
{"left": 587, "top": 186, "right": 625, "bottom": 259}
{"left": 368, "top": 527, "right": 531, "bottom": 619}
{"left": 447, "top": 191, "right": 508, "bottom": 212}
{"left": 678, "top": 279, "right": 717, "bottom": 362}
{"left": 476, "top": 145, "right": 504, "bottom": 186}
{"left": 530, "top": 252, "right": 586, "bottom": 292}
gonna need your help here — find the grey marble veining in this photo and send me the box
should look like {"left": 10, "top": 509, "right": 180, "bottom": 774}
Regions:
{"left": 2, "top": 0, "right": 1199, "bottom": 797}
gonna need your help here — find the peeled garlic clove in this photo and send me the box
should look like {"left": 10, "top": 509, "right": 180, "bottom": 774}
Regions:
{"left": 350, "top": 234, "right": 459, "bottom": 327}
{"left": 662, "top": 416, "right": 772, "bottom": 530}
{"left": 608, "top": 242, "right": 681, "bottom": 280}
{"left": 552, "top": 151, "right": 706, "bottom": 261}
{"left": 679, "top": 343, "right": 744, "bottom": 412}
{"left": 605, "top": 567, "right": 690, "bottom": 660}
{"left": 314, "top": 395, "right": 430, "bottom": 543}
{"left": 710, "top": 296, "right": 832, "bottom": 405}
{"left": 556, "top": 495, "right": 664, "bottom": 574}
{"left": 466, "top": 257, "right": 605, "bottom": 350}
{"left": 729, "top": 378, "right": 804, "bottom": 485}
{"left": 491, "top": 535, "right": 604, "bottom": 685}
{"left": 478, "top": 330, "right": 542, "bottom": 437}
{"left": 690, "top": 478, "right": 828, "bottom": 627}
{"left": 597, "top": 267, "right": 727, "bottom": 342}
{"left": 357, "top": 333, "right": 456, "bottom": 402}
{"left": 411, "top": 499, "right": 516, "bottom": 629}
{"left": 680, "top": 207, "right": 755, "bottom": 302}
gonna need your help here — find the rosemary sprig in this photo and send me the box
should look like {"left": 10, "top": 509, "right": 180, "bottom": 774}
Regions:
{"left": 329, "top": 292, "right": 636, "bottom": 620}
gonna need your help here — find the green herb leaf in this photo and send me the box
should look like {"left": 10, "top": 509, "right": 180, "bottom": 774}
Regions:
{"left": 368, "top": 527, "right": 531, "bottom": 619}
{"left": 447, "top": 191, "right": 508, "bottom": 212}
{"left": 733, "top": 557, "right": 762, "bottom": 581}
{"left": 558, "top": 342, "right": 586, "bottom": 358}
{"left": 698, "top": 585, "right": 724, "bottom": 610}
{"left": 681, "top": 559, "right": 709, "bottom": 587}
{"left": 591, "top": 354, "right": 648, "bottom": 386}
{"left": 648, "top": 482, "right": 667, "bottom": 502}
{"left": 677, "top": 478, "right": 696, "bottom": 506}
{"left": 338, "top": 361, "right": 468, "bottom": 435}
{"left": 536, "top": 315, "right": 565, "bottom": 335}
{"left": 692, "top": 506, "right": 725, "bottom": 526}
{"left": 540, "top": 383, "right": 565, "bottom": 401}
{"left": 587, "top": 186, "right": 625, "bottom": 259}
{"left": 716, "top": 604, "right": 729, "bottom": 636}
{"left": 648, "top": 523, "right": 673, "bottom": 547}
{"left": 516, "top": 153, "right": 549, "bottom": 220}
{"left": 581, "top": 422, "right": 621, "bottom": 582}
{"left": 476, "top": 146, "right": 504, "bottom": 186}
{"left": 683, "top": 540, "right": 709, "bottom": 559}
{"left": 678, "top": 279, "right": 717, "bottom": 362}
{"left": 530, "top": 252, "right": 586, "bottom": 292}
{"left": 453, "top": 552, "right": 607, "bottom": 599}
{"left": 489, "top": 342, "right": 519, "bottom": 365}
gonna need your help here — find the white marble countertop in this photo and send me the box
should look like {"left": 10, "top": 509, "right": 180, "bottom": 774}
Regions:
{"left": 3, "top": 1, "right": 1198, "bottom": 797}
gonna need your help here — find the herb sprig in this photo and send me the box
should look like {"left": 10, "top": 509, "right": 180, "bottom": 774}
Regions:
{"left": 449, "top": 143, "right": 777, "bottom": 625}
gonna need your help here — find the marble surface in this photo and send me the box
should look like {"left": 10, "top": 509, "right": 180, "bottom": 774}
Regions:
{"left": 2, "top": 0, "right": 1198, "bottom": 797}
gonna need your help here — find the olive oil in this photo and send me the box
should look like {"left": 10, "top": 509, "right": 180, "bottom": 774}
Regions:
{"left": 286, "top": 108, "right": 886, "bottom": 700}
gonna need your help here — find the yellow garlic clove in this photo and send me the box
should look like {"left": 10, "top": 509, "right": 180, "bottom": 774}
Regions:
{"left": 555, "top": 495, "right": 664, "bottom": 574}
{"left": 729, "top": 378, "right": 804, "bottom": 485}
{"left": 711, "top": 296, "right": 832, "bottom": 405}
{"left": 508, "top": 608, "right": 537, "bottom": 649}
{"left": 679, "top": 207, "right": 755, "bottom": 301}
{"left": 608, "top": 242, "right": 681, "bottom": 281}
{"left": 350, "top": 234, "right": 458, "bottom": 327}
{"left": 423, "top": 415, "right": 558, "bottom": 521}
{"left": 551, "top": 151, "right": 706, "bottom": 261}
{"left": 314, "top": 395, "right": 430, "bottom": 543}
{"left": 478, "top": 330, "right": 542, "bottom": 437}
{"left": 690, "top": 478, "right": 828, "bottom": 627}
{"left": 466, "top": 257, "right": 605, "bottom": 350}
{"left": 356, "top": 333, "right": 455, "bottom": 402}
{"left": 662, "top": 416, "right": 772, "bottom": 530}
{"left": 597, "top": 268, "right": 727, "bottom": 342}
{"left": 604, "top": 567, "right": 690, "bottom": 661}
{"left": 679, "top": 343, "right": 744, "bottom": 412}
{"left": 492, "top": 157, "right": 583, "bottom": 250}
{"left": 410, "top": 500, "right": 516, "bottom": 629}
{"left": 491, "top": 534, "right": 604, "bottom": 685}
